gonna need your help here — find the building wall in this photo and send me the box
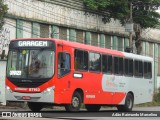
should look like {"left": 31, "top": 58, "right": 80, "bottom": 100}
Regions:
{"left": 4, "top": 0, "right": 126, "bottom": 35}
{"left": 0, "top": 60, "right": 6, "bottom": 104}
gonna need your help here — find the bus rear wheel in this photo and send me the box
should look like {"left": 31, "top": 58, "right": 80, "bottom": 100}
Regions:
{"left": 85, "top": 104, "right": 101, "bottom": 112}
{"left": 65, "top": 91, "right": 82, "bottom": 112}
{"left": 117, "top": 93, "right": 134, "bottom": 112}
{"left": 28, "top": 102, "right": 43, "bottom": 112}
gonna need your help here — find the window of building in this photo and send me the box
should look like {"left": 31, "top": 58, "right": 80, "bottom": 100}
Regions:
{"left": 16, "top": 19, "right": 23, "bottom": 38}
{"left": 117, "top": 37, "right": 123, "bottom": 51}
{"left": 124, "top": 38, "right": 129, "bottom": 51}
{"left": 89, "top": 52, "right": 101, "bottom": 72}
{"left": 59, "top": 27, "right": 67, "bottom": 40}
{"left": 40, "top": 24, "right": 49, "bottom": 38}
{"left": 91, "top": 33, "right": 98, "bottom": 47}
{"left": 100, "top": 34, "right": 105, "bottom": 48}
{"left": 76, "top": 30, "right": 84, "bottom": 44}
{"left": 74, "top": 49, "right": 88, "bottom": 71}
{"left": 85, "top": 32, "right": 91, "bottom": 45}
{"left": 69, "top": 29, "right": 76, "bottom": 42}
{"left": 149, "top": 43, "right": 153, "bottom": 57}
{"left": 105, "top": 35, "right": 111, "bottom": 49}
{"left": 51, "top": 25, "right": 59, "bottom": 39}
{"left": 32, "top": 22, "right": 40, "bottom": 38}
{"left": 112, "top": 36, "right": 118, "bottom": 50}
{"left": 144, "top": 62, "right": 152, "bottom": 78}
{"left": 102, "top": 54, "right": 112, "bottom": 74}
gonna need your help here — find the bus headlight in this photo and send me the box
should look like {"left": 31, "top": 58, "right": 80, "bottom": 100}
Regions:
{"left": 43, "top": 86, "right": 55, "bottom": 94}
{"left": 6, "top": 86, "right": 13, "bottom": 93}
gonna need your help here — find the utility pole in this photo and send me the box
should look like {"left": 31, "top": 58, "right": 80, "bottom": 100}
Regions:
{"left": 129, "top": 1, "right": 133, "bottom": 52}
{"left": 124, "top": 1, "right": 133, "bottom": 53}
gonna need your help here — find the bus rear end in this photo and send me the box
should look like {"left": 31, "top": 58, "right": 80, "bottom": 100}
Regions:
{"left": 6, "top": 39, "right": 55, "bottom": 111}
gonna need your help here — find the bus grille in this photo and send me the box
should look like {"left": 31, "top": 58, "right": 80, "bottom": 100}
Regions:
{"left": 10, "top": 81, "right": 44, "bottom": 88}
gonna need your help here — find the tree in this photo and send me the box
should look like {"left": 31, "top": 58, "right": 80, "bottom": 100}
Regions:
{"left": 83, "top": 0, "right": 160, "bottom": 54}
{"left": 0, "top": 0, "right": 8, "bottom": 29}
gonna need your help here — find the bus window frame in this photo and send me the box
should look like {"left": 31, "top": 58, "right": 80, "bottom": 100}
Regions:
{"left": 74, "top": 49, "right": 89, "bottom": 72}
{"left": 144, "top": 62, "right": 152, "bottom": 79}
{"left": 58, "top": 52, "right": 71, "bottom": 78}
{"left": 134, "top": 60, "right": 143, "bottom": 78}
{"left": 113, "top": 56, "right": 124, "bottom": 76}
{"left": 124, "top": 58, "right": 133, "bottom": 77}
{"left": 89, "top": 51, "right": 101, "bottom": 73}
{"left": 102, "top": 54, "right": 113, "bottom": 75}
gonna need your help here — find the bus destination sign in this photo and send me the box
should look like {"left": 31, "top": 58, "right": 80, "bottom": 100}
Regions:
{"left": 18, "top": 41, "right": 48, "bottom": 47}
{"left": 9, "top": 40, "right": 55, "bottom": 50}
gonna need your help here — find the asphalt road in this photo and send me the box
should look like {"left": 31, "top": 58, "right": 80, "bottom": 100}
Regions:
{"left": 0, "top": 106, "right": 160, "bottom": 120}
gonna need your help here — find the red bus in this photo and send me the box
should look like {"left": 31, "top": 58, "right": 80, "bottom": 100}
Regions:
{"left": 6, "top": 38, "right": 153, "bottom": 112}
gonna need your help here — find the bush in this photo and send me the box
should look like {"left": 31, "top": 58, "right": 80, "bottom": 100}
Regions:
{"left": 153, "top": 88, "right": 160, "bottom": 104}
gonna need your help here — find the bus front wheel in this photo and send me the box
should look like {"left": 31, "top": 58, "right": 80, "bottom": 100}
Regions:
{"left": 28, "top": 102, "right": 43, "bottom": 112}
{"left": 65, "top": 91, "right": 82, "bottom": 112}
{"left": 117, "top": 93, "right": 134, "bottom": 112}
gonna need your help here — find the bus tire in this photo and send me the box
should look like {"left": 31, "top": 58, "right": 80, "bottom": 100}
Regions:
{"left": 27, "top": 102, "right": 43, "bottom": 112}
{"left": 65, "top": 91, "right": 82, "bottom": 112}
{"left": 85, "top": 104, "right": 101, "bottom": 112}
{"left": 117, "top": 93, "right": 134, "bottom": 112}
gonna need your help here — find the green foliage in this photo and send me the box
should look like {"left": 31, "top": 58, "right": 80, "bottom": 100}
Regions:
{"left": 83, "top": 0, "right": 160, "bottom": 29}
{"left": 137, "top": 89, "right": 160, "bottom": 107}
{"left": 0, "top": 0, "right": 8, "bottom": 29}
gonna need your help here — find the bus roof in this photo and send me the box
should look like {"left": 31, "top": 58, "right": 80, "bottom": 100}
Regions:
{"left": 11, "top": 38, "right": 153, "bottom": 61}
{"left": 54, "top": 38, "right": 124, "bottom": 57}
{"left": 123, "top": 52, "right": 153, "bottom": 62}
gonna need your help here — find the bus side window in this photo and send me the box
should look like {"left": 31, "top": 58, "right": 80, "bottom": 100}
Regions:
{"left": 89, "top": 52, "right": 101, "bottom": 72}
{"left": 102, "top": 54, "right": 112, "bottom": 74}
{"left": 58, "top": 52, "right": 71, "bottom": 77}
{"left": 114, "top": 57, "right": 123, "bottom": 75}
{"left": 74, "top": 49, "right": 88, "bottom": 71}
{"left": 129, "top": 59, "right": 133, "bottom": 76}
{"left": 124, "top": 59, "right": 129, "bottom": 75}
{"left": 119, "top": 57, "right": 123, "bottom": 75}
{"left": 134, "top": 60, "right": 143, "bottom": 77}
{"left": 125, "top": 59, "right": 133, "bottom": 76}
{"left": 144, "top": 62, "right": 152, "bottom": 79}
{"left": 107, "top": 55, "right": 113, "bottom": 73}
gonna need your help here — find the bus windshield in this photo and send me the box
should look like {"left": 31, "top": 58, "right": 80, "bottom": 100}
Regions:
{"left": 6, "top": 49, "right": 54, "bottom": 78}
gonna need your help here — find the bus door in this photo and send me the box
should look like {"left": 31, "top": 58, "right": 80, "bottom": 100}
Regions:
{"left": 56, "top": 44, "right": 72, "bottom": 102}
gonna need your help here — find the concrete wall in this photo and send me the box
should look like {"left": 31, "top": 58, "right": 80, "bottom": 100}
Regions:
{"left": 0, "top": 60, "right": 6, "bottom": 105}
{"left": 4, "top": 0, "right": 126, "bottom": 35}
{"left": 0, "top": 18, "right": 16, "bottom": 55}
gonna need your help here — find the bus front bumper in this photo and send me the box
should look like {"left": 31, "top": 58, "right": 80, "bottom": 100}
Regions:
{"left": 6, "top": 86, "right": 55, "bottom": 103}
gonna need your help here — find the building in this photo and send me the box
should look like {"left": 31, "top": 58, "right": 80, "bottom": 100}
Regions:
{"left": 0, "top": 0, "right": 160, "bottom": 103}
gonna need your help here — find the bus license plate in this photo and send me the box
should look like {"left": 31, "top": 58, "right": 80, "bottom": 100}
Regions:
{"left": 22, "top": 96, "right": 31, "bottom": 100}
